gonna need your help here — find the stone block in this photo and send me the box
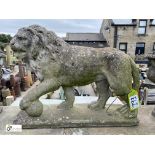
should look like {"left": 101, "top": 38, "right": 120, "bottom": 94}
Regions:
{"left": 13, "top": 104, "right": 139, "bottom": 129}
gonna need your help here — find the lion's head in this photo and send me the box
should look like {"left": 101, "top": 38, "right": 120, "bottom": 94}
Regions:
{"left": 10, "top": 25, "right": 69, "bottom": 80}
{"left": 11, "top": 25, "right": 68, "bottom": 60}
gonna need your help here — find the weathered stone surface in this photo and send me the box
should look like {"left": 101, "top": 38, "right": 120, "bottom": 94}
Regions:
{"left": 10, "top": 25, "right": 140, "bottom": 119}
{"left": 13, "top": 104, "right": 139, "bottom": 129}
{"left": 25, "top": 100, "right": 43, "bottom": 117}
{"left": 87, "top": 105, "right": 155, "bottom": 135}
{"left": 0, "top": 105, "right": 155, "bottom": 135}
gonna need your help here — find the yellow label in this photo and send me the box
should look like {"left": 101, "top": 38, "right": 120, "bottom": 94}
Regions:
{"left": 128, "top": 89, "right": 140, "bottom": 111}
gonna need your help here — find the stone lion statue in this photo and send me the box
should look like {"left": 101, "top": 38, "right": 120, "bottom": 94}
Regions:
{"left": 10, "top": 25, "right": 140, "bottom": 118}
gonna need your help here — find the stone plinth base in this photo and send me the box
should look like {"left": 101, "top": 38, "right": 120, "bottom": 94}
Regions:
{"left": 13, "top": 105, "right": 139, "bottom": 129}
{"left": 1, "top": 105, "right": 155, "bottom": 135}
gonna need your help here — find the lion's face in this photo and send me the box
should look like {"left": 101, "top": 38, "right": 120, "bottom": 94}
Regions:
{"left": 11, "top": 29, "right": 30, "bottom": 50}
{"left": 10, "top": 27, "right": 40, "bottom": 61}
{"left": 10, "top": 26, "right": 44, "bottom": 80}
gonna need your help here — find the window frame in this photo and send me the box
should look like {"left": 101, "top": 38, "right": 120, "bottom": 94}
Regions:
{"left": 139, "top": 20, "right": 147, "bottom": 26}
{"left": 138, "top": 20, "right": 147, "bottom": 35}
{"left": 135, "top": 42, "right": 145, "bottom": 55}
{"left": 119, "top": 42, "right": 128, "bottom": 53}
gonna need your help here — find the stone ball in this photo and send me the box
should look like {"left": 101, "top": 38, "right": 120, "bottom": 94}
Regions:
{"left": 25, "top": 100, "right": 43, "bottom": 117}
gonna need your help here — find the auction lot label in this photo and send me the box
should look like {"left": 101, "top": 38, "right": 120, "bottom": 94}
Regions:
{"left": 128, "top": 89, "right": 140, "bottom": 111}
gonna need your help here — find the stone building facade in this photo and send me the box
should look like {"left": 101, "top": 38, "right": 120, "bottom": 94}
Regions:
{"left": 100, "top": 19, "right": 155, "bottom": 61}
{"left": 64, "top": 33, "right": 107, "bottom": 48}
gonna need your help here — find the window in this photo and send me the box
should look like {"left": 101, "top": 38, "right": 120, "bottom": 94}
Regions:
{"left": 135, "top": 43, "right": 145, "bottom": 55}
{"left": 119, "top": 43, "right": 127, "bottom": 53}
{"left": 138, "top": 20, "right": 147, "bottom": 35}
{"left": 139, "top": 20, "right": 147, "bottom": 26}
{"left": 153, "top": 43, "right": 155, "bottom": 50}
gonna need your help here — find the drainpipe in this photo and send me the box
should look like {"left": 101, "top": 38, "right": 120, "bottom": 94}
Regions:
{"left": 113, "top": 26, "right": 118, "bottom": 48}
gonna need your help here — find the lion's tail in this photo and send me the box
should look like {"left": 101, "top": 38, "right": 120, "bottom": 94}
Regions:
{"left": 130, "top": 57, "right": 140, "bottom": 91}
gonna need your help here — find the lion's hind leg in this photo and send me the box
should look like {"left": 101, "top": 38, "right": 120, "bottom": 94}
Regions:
{"left": 57, "top": 86, "right": 75, "bottom": 109}
{"left": 88, "top": 79, "right": 110, "bottom": 110}
{"left": 107, "top": 78, "right": 138, "bottom": 118}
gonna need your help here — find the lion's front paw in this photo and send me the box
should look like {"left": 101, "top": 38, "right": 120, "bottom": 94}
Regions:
{"left": 20, "top": 99, "right": 32, "bottom": 110}
{"left": 20, "top": 93, "right": 36, "bottom": 110}
{"left": 57, "top": 101, "right": 73, "bottom": 110}
{"left": 88, "top": 102, "right": 105, "bottom": 111}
